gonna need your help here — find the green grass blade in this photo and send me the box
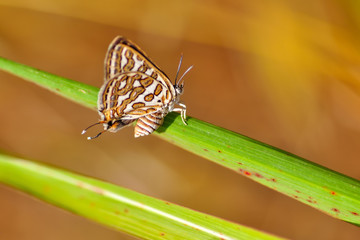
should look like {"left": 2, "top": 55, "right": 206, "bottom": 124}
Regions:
{"left": 1, "top": 56, "right": 360, "bottom": 225}
{"left": 0, "top": 57, "right": 98, "bottom": 109}
{"left": 0, "top": 153, "right": 283, "bottom": 240}
{"left": 155, "top": 115, "right": 360, "bottom": 226}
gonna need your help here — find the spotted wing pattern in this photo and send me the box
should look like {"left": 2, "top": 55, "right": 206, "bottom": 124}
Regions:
{"left": 98, "top": 72, "right": 171, "bottom": 120}
{"left": 99, "top": 37, "right": 177, "bottom": 137}
{"left": 104, "top": 36, "right": 170, "bottom": 85}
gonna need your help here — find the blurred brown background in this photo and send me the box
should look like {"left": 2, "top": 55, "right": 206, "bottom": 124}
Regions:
{"left": 1, "top": 0, "right": 360, "bottom": 239}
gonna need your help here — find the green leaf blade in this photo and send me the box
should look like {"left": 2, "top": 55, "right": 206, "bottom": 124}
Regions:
{"left": 0, "top": 153, "right": 283, "bottom": 240}
{"left": 0, "top": 57, "right": 98, "bottom": 108}
{"left": 156, "top": 114, "right": 360, "bottom": 224}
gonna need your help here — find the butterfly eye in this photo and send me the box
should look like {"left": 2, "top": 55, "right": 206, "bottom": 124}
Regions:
{"left": 175, "top": 85, "right": 183, "bottom": 95}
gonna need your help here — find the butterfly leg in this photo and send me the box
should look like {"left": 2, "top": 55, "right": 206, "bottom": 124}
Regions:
{"left": 173, "top": 102, "right": 187, "bottom": 125}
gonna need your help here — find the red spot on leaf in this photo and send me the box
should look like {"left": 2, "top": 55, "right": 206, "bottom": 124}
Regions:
{"left": 203, "top": 149, "right": 209, "bottom": 152}
{"left": 218, "top": 150, "right": 222, "bottom": 153}
{"left": 350, "top": 212, "right": 359, "bottom": 216}
{"left": 295, "top": 190, "right": 301, "bottom": 193}
{"left": 269, "top": 178, "right": 276, "bottom": 182}
{"left": 331, "top": 208, "right": 340, "bottom": 213}
{"left": 237, "top": 162, "right": 243, "bottom": 165}
{"left": 293, "top": 195, "right": 299, "bottom": 198}
{"left": 254, "top": 173, "right": 264, "bottom": 178}
{"left": 244, "top": 171, "right": 252, "bottom": 176}
{"left": 165, "top": 202, "right": 171, "bottom": 205}
{"left": 160, "top": 233, "right": 165, "bottom": 236}
{"left": 330, "top": 191, "right": 336, "bottom": 195}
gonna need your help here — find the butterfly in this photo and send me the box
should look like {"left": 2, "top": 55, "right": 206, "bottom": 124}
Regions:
{"left": 82, "top": 36, "right": 192, "bottom": 139}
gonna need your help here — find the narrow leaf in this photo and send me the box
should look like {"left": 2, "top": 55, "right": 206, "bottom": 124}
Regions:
{"left": 0, "top": 153, "right": 283, "bottom": 240}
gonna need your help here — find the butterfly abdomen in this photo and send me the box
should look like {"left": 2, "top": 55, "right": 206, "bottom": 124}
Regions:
{"left": 134, "top": 112, "right": 164, "bottom": 138}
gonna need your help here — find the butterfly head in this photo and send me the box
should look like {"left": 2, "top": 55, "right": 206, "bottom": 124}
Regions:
{"left": 174, "top": 54, "right": 193, "bottom": 97}
{"left": 175, "top": 83, "right": 184, "bottom": 96}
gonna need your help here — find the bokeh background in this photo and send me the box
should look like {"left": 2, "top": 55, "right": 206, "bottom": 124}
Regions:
{"left": 1, "top": 0, "right": 360, "bottom": 239}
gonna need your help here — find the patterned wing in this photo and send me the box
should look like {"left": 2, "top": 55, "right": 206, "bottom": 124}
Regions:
{"left": 104, "top": 36, "right": 171, "bottom": 89}
{"left": 98, "top": 72, "right": 173, "bottom": 123}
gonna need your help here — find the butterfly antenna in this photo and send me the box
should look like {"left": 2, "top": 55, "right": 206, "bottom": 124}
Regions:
{"left": 87, "top": 130, "right": 107, "bottom": 140}
{"left": 81, "top": 122, "right": 103, "bottom": 135}
{"left": 174, "top": 53, "right": 184, "bottom": 85}
{"left": 177, "top": 65, "right": 193, "bottom": 86}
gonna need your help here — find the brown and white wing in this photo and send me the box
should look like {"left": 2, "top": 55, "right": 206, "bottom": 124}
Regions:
{"left": 104, "top": 36, "right": 172, "bottom": 89}
{"left": 98, "top": 72, "right": 172, "bottom": 122}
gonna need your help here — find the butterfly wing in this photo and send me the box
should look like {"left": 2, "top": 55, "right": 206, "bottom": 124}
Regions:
{"left": 99, "top": 36, "right": 177, "bottom": 137}
{"left": 104, "top": 36, "right": 170, "bottom": 85}
{"left": 98, "top": 72, "right": 173, "bottom": 122}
